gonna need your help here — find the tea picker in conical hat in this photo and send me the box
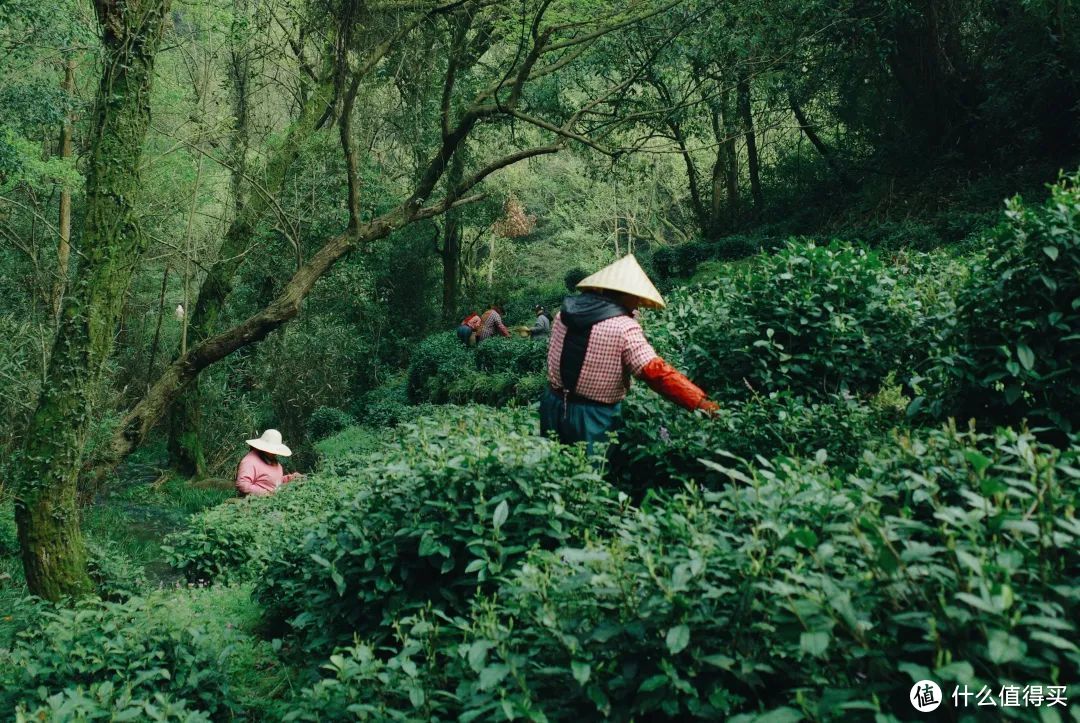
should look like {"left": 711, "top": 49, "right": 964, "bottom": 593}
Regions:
{"left": 541, "top": 254, "right": 718, "bottom": 452}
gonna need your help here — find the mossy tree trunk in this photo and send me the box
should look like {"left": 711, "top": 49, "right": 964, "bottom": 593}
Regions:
{"left": 14, "top": 0, "right": 170, "bottom": 601}
{"left": 441, "top": 152, "right": 466, "bottom": 323}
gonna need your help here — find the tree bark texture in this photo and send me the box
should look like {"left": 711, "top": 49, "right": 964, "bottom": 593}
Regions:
{"left": 441, "top": 152, "right": 465, "bottom": 322}
{"left": 737, "top": 78, "right": 763, "bottom": 220}
{"left": 789, "top": 94, "right": 855, "bottom": 190}
{"left": 15, "top": 0, "right": 171, "bottom": 600}
{"left": 54, "top": 55, "right": 76, "bottom": 317}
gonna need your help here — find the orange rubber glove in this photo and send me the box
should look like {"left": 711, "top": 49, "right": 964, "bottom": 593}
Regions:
{"left": 639, "top": 357, "right": 718, "bottom": 413}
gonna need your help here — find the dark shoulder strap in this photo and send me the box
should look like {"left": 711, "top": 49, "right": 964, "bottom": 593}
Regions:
{"left": 559, "top": 305, "right": 627, "bottom": 395}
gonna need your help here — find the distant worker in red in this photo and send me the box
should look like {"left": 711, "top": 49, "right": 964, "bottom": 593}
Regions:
{"left": 541, "top": 255, "right": 718, "bottom": 452}
{"left": 476, "top": 303, "right": 510, "bottom": 343}
{"left": 457, "top": 311, "right": 482, "bottom": 347}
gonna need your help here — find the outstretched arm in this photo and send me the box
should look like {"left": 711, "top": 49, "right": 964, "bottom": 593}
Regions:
{"left": 638, "top": 356, "right": 719, "bottom": 413}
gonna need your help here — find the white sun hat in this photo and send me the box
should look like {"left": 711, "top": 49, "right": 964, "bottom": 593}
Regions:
{"left": 576, "top": 254, "right": 666, "bottom": 309}
{"left": 246, "top": 428, "right": 292, "bottom": 456}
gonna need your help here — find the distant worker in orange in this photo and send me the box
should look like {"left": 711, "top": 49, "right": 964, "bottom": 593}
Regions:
{"left": 541, "top": 255, "right": 718, "bottom": 452}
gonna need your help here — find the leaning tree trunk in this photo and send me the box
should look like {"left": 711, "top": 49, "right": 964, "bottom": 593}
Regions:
{"left": 15, "top": 0, "right": 171, "bottom": 600}
{"left": 165, "top": 73, "right": 333, "bottom": 477}
{"left": 789, "top": 93, "right": 856, "bottom": 191}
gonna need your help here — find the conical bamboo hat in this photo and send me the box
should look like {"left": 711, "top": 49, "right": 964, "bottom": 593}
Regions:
{"left": 577, "top": 254, "right": 666, "bottom": 309}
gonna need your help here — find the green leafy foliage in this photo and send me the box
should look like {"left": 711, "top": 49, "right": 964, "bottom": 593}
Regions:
{"left": 16, "top": 686, "right": 213, "bottom": 722}
{"left": 286, "top": 425, "right": 1079, "bottom": 720}
{"left": 254, "top": 406, "right": 620, "bottom": 654}
{"left": 86, "top": 539, "right": 148, "bottom": 601}
{"left": 348, "top": 376, "right": 436, "bottom": 430}
{"left": 618, "top": 386, "right": 901, "bottom": 492}
{"left": 162, "top": 474, "right": 356, "bottom": 586}
{"left": 406, "top": 333, "right": 474, "bottom": 404}
{"left": 408, "top": 333, "right": 547, "bottom": 406}
{"left": 306, "top": 406, "right": 356, "bottom": 442}
{"left": 651, "top": 235, "right": 783, "bottom": 280}
{"left": 0, "top": 595, "right": 237, "bottom": 719}
{"left": 649, "top": 240, "right": 914, "bottom": 403}
{"left": 474, "top": 337, "right": 547, "bottom": 375}
{"left": 936, "top": 175, "right": 1080, "bottom": 432}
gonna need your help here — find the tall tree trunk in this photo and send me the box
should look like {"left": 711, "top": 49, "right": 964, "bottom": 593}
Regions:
{"left": 441, "top": 153, "right": 465, "bottom": 323}
{"left": 737, "top": 77, "right": 763, "bottom": 220}
{"left": 720, "top": 86, "right": 739, "bottom": 230}
{"left": 15, "top": 0, "right": 171, "bottom": 600}
{"left": 708, "top": 84, "right": 739, "bottom": 236}
{"left": 670, "top": 120, "right": 707, "bottom": 236}
{"left": 54, "top": 55, "right": 76, "bottom": 317}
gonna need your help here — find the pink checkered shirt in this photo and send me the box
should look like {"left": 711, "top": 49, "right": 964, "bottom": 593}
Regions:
{"left": 477, "top": 309, "right": 509, "bottom": 341}
{"left": 546, "top": 312, "right": 657, "bottom": 404}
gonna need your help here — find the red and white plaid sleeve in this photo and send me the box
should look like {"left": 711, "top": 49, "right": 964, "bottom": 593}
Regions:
{"left": 622, "top": 319, "right": 658, "bottom": 376}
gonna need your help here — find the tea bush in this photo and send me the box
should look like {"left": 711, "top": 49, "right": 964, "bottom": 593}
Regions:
{"left": 16, "top": 686, "right": 211, "bottom": 722}
{"left": 163, "top": 474, "right": 361, "bottom": 585}
{"left": 254, "top": 406, "right": 621, "bottom": 654}
{"left": 937, "top": 174, "right": 1080, "bottom": 432}
{"left": 648, "top": 241, "right": 916, "bottom": 403}
{"left": 351, "top": 376, "right": 413, "bottom": 427}
{"left": 406, "top": 333, "right": 473, "bottom": 403}
{"left": 474, "top": 336, "right": 547, "bottom": 375}
{"left": 651, "top": 234, "right": 783, "bottom": 280}
{"left": 306, "top": 406, "right": 356, "bottom": 441}
{"left": 0, "top": 595, "right": 237, "bottom": 719}
{"left": 408, "top": 332, "right": 547, "bottom": 407}
{"left": 617, "top": 385, "right": 902, "bottom": 493}
{"left": 288, "top": 424, "right": 1079, "bottom": 721}
{"left": 86, "top": 539, "right": 149, "bottom": 600}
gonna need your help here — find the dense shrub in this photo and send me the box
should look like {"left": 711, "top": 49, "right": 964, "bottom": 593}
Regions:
{"left": 86, "top": 539, "right": 149, "bottom": 600}
{"left": 0, "top": 595, "right": 237, "bottom": 719}
{"left": 617, "top": 382, "right": 904, "bottom": 493}
{"left": 289, "top": 425, "right": 1079, "bottom": 721}
{"left": 0, "top": 498, "right": 16, "bottom": 557}
{"left": 406, "top": 333, "right": 474, "bottom": 403}
{"left": 254, "top": 406, "right": 620, "bottom": 654}
{"left": 651, "top": 235, "right": 783, "bottom": 280}
{"left": 853, "top": 219, "right": 943, "bottom": 251}
{"left": 649, "top": 240, "right": 915, "bottom": 402}
{"left": 163, "top": 474, "right": 362, "bottom": 585}
{"left": 351, "top": 376, "right": 412, "bottom": 427}
{"left": 306, "top": 406, "right": 356, "bottom": 441}
{"left": 16, "top": 686, "right": 211, "bottom": 722}
{"left": 407, "top": 333, "right": 547, "bottom": 407}
{"left": 474, "top": 336, "right": 547, "bottom": 375}
{"left": 935, "top": 175, "right": 1080, "bottom": 432}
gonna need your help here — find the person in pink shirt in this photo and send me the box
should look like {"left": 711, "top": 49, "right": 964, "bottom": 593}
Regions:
{"left": 235, "top": 428, "right": 304, "bottom": 496}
